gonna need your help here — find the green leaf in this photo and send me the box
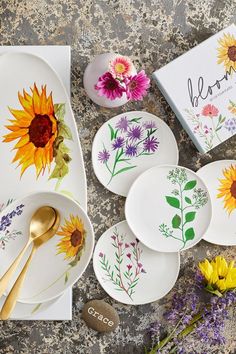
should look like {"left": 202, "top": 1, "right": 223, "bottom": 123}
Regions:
{"left": 185, "top": 211, "right": 196, "bottom": 223}
{"left": 130, "top": 117, "right": 142, "bottom": 123}
{"left": 54, "top": 103, "right": 66, "bottom": 121}
{"left": 185, "top": 197, "right": 192, "bottom": 204}
{"left": 166, "top": 196, "right": 180, "bottom": 209}
{"left": 184, "top": 180, "right": 197, "bottom": 191}
{"left": 58, "top": 121, "right": 73, "bottom": 140}
{"left": 185, "top": 227, "right": 195, "bottom": 241}
{"left": 216, "top": 126, "right": 222, "bottom": 132}
{"left": 113, "top": 165, "right": 136, "bottom": 176}
{"left": 49, "top": 162, "right": 69, "bottom": 179}
{"left": 64, "top": 271, "right": 69, "bottom": 284}
{"left": 172, "top": 214, "right": 181, "bottom": 228}
{"left": 108, "top": 124, "right": 116, "bottom": 140}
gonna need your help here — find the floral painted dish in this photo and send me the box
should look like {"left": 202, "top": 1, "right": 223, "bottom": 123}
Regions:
{"left": 197, "top": 160, "right": 236, "bottom": 245}
{"left": 125, "top": 165, "right": 212, "bottom": 252}
{"left": 0, "top": 52, "right": 87, "bottom": 317}
{"left": 92, "top": 111, "right": 179, "bottom": 196}
{"left": 0, "top": 191, "right": 94, "bottom": 304}
{"left": 93, "top": 221, "right": 180, "bottom": 305}
{"left": 0, "top": 52, "right": 86, "bottom": 208}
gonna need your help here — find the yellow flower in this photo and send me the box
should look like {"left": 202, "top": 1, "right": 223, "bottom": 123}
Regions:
{"left": 57, "top": 214, "right": 86, "bottom": 260}
{"left": 199, "top": 256, "right": 236, "bottom": 294}
{"left": 217, "top": 164, "right": 236, "bottom": 215}
{"left": 3, "top": 84, "right": 58, "bottom": 177}
{"left": 228, "top": 102, "right": 236, "bottom": 115}
{"left": 217, "top": 33, "right": 236, "bottom": 71}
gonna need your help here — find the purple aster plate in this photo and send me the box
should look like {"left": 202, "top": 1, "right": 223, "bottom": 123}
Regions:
{"left": 92, "top": 111, "right": 179, "bottom": 196}
{"left": 93, "top": 220, "right": 180, "bottom": 305}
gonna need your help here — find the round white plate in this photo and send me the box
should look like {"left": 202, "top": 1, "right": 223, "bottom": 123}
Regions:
{"left": 92, "top": 111, "right": 178, "bottom": 196}
{"left": 197, "top": 160, "right": 236, "bottom": 245}
{"left": 0, "top": 192, "right": 94, "bottom": 304}
{"left": 125, "top": 165, "right": 212, "bottom": 252}
{"left": 93, "top": 221, "right": 180, "bottom": 305}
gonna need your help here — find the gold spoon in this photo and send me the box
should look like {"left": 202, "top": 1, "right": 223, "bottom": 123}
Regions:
{"left": 0, "top": 206, "right": 56, "bottom": 299}
{"left": 1, "top": 208, "right": 60, "bottom": 320}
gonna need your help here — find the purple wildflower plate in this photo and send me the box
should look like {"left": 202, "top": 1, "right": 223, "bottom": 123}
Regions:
{"left": 93, "top": 220, "right": 180, "bottom": 305}
{"left": 92, "top": 111, "right": 179, "bottom": 196}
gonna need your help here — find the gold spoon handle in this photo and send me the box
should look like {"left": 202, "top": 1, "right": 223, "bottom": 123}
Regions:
{"left": 0, "top": 240, "right": 31, "bottom": 298}
{"left": 1, "top": 246, "right": 36, "bottom": 320}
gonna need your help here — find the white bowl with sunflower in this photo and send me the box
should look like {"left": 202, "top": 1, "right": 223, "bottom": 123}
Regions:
{"left": 0, "top": 191, "right": 94, "bottom": 304}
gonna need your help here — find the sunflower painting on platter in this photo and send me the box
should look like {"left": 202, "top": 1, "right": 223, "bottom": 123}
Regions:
{"left": 217, "top": 33, "right": 236, "bottom": 72}
{"left": 3, "top": 83, "right": 72, "bottom": 185}
{"left": 217, "top": 164, "right": 236, "bottom": 215}
{"left": 56, "top": 214, "right": 86, "bottom": 279}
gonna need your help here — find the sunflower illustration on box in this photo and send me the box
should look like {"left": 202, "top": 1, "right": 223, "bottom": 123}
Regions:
{"left": 217, "top": 33, "right": 236, "bottom": 71}
{"left": 3, "top": 83, "right": 72, "bottom": 184}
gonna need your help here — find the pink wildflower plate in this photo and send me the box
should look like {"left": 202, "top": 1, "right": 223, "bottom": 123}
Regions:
{"left": 93, "top": 221, "right": 180, "bottom": 305}
{"left": 197, "top": 160, "right": 236, "bottom": 246}
{"left": 92, "top": 111, "right": 179, "bottom": 196}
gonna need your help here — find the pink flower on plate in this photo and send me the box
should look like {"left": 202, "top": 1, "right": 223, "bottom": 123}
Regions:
{"left": 127, "top": 253, "right": 131, "bottom": 259}
{"left": 95, "top": 72, "right": 125, "bottom": 100}
{"left": 109, "top": 56, "right": 133, "bottom": 78}
{"left": 125, "top": 70, "right": 150, "bottom": 101}
{"left": 127, "top": 264, "right": 132, "bottom": 271}
{"left": 201, "top": 104, "right": 219, "bottom": 118}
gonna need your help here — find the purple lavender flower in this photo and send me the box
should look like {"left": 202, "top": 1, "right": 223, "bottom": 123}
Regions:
{"left": 115, "top": 116, "right": 130, "bottom": 132}
{"left": 224, "top": 117, "right": 236, "bottom": 135}
{"left": 98, "top": 149, "right": 110, "bottom": 163}
{"left": 141, "top": 268, "right": 146, "bottom": 273}
{"left": 143, "top": 121, "right": 156, "bottom": 129}
{"left": 0, "top": 204, "right": 24, "bottom": 232}
{"left": 127, "top": 125, "right": 143, "bottom": 141}
{"left": 125, "top": 144, "right": 137, "bottom": 157}
{"left": 143, "top": 136, "right": 159, "bottom": 153}
{"left": 112, "top": 137, "right": 124, "bottom": 150}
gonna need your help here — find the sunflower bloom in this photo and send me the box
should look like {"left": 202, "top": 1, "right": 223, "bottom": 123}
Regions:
{"left": 3, "top": 84, "right": 58, "bottom": 177}
{"left": 217, "top": 164, "right": 236, "bottom": 215}
{"left": 57, "top": 214, "right": 86, "bottom": 260}
{"left": 199, "top": 256, "right": 236, "bottom": 294}
{"left": 217, "top": 33, "right": 236, "bottom": 71}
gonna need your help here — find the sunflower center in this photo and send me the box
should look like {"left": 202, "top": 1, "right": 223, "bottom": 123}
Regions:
{"left": 228, "top": 46, "right": 236, "bottom": 62}
{"left": 71, "top": 229, "right": 83, "bottom": 247}
{"left": 230, "top": 180, "right": 236, "bottom": 199}
{"left": 29, "top": 114, "right": 53, "bottom": 148}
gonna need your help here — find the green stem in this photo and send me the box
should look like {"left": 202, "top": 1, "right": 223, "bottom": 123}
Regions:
{"left": 212, "top": 118, "right": 222, "bottom": 143}
{"left": 179, "top": 183, "right": 185, "bottom": 246}
{"left": 55, "top": 177, "right": 63, "bottom": 191}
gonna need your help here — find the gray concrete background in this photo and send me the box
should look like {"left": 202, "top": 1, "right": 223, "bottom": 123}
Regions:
{"left": 0, "top": 1, "right": 236, "bottom": 353}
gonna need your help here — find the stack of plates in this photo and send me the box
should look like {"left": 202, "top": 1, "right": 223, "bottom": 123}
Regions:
{"left": 0, "top": 51, "right": 93, "bottom": 319}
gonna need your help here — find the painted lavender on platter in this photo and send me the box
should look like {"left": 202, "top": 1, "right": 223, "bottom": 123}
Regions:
{"left": 0, "top": 204, "right": 24, "bottom": 250}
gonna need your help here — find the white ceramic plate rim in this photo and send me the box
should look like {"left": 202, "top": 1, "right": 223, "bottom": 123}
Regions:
{"left": 0, "top": 191, "right": 94, "bottom": 304}
{"left": 93, "top": 220, "right": 180, "bottom": 305}
{"left": 197, "top": 159, "right": 236, "bottom": 246}
{"left": 92, "top": 111, "right": 179, "bottom": 197}
{"left": 125, "top": 164, "right": 212, "bottom": 252}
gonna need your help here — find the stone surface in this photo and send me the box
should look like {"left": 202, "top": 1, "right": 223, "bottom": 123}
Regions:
{"left": 82, "top": 300, "right": 120, "bottom": 332}
{"left": 0, "top": 1, "right": 236, "bottom": 353}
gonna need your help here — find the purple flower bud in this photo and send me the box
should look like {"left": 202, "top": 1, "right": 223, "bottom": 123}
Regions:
{"left": 99, "top": 252, "right": 103, "bottom": 258}
{"left": 111, "top": 235, "right": 116, "bottom": 241}
{"left": 125, "top": 243, "right": 129, "bottom": 248}
{"left": 127, "top": 264, "right": 132, "bottom": 271}
{"left": 126, "top": 253, "right": 131, "bottom": 258}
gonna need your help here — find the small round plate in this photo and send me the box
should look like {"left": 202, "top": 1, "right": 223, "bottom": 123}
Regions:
{"left": 92, "top": 111, "right": 178, "bottom": 196}
{"left": 93, "top": 221, "right": 180, "bottom": 305}
{"left": 0, "top": 191, "right": 94, "bottom": 304}
{"left": 197, "top": 160, "right": 236, "bottom": 245}
{"left": 125, "top": 165, "right": 212, "bottom": 252}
